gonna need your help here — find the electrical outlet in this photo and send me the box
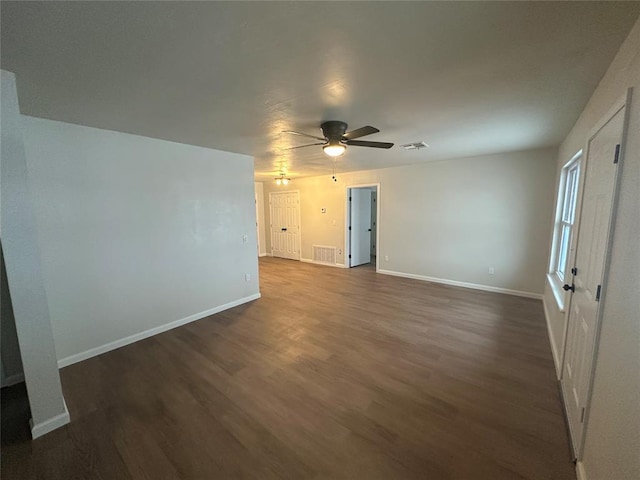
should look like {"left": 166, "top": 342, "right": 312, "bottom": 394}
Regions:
{"left": 338, "top": 249, "right": 342, "bottom": 255}
{"left": 245, "top": 273, "right": 251, "bottom": 282}
{"left": 242, "top": 234, "right": 248, "bottom": 244}
{"left": 488, "top": 267, "right": 495, "bottom": 275}
{"left": 384, "top": 255, "right": 389, "bottom": 261}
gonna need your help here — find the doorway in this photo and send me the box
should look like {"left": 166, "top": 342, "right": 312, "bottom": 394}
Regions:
{"left": 269, "top": 191, "right": 301, "bottom": 260}
{"left": 346, "top": 184, "right": 379, "bottom": 270}
{"left": 560, "top": 92, "right": 629, "bottom": 458}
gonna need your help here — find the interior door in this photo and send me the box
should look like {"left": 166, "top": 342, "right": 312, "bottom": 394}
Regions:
{"left": 270, "top": 191, "right": 300, "bottom": 260}
{"left": 350, "top": 188, "right": 371, "bottom": 267}
{"left": 561, "top": 104, "right": 626, "bottom": 456}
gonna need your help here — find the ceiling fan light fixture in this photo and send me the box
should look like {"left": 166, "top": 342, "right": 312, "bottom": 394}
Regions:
{"left": 284, "top": 121, "right": 393, "bottom": 157}
{"left": 275, "top": 173, "right": 291, "bottom": 185}
{"left": 323, "top": 143, "right": 346, "bottom": 157}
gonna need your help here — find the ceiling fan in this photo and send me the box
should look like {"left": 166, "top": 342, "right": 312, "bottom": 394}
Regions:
{"left": 283, "top": 121, "right": 394, "bottom": 157}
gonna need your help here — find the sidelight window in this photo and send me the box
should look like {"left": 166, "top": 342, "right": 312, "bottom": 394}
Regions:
{"left": 548, "top": 151, "right": 582, "bottom": 309}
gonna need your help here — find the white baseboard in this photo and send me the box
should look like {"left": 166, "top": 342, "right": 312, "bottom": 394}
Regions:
{"left": 258, "top": 252, "right": 268, "bottom": 257}
{"left": 576, "top": 461, "right": 587, "bottom": 480}
{"left": 542, "top": 296, "right": 562, "bottom": 378}
{"left": 57, "top": 293, "right": 261, "bottom": 368}
{"left": 30, "top": 398, "right": 70, "bottom": 439}
{"left": 300, "top": 258, "right": 347, "bottom": 268}
{"left": 1, "top": 372, "right": 25, "bottom": 388}
{"left": 377, "top": 269, "right": 542, "bottom": 300}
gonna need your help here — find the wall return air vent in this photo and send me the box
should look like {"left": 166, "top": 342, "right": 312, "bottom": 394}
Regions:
{"left": 312, "top": 245, "right": 337, "bottom": 265}
{"left": 401, "top": 141, "right": 430, "bottom": 151}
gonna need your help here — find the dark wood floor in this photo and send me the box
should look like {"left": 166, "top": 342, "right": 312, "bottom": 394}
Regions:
{"left": 2, "top": 257, "right": 576, "bottom": 479}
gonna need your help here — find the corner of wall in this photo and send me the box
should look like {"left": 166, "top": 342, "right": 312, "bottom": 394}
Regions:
{"left": 30, "top": 398, "right": 70, "bottom": 439}
{"left": 1, "top": 69, "right": 68, "bottom": 437}
{"left": 576, "top": 461, "right": 587, "bottom": 480}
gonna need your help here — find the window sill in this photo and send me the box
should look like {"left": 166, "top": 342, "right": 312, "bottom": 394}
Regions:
{"left": 547, "top": 273, "right": 567, "bottom": 313}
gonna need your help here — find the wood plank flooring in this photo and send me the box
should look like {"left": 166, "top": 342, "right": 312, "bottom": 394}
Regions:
{"left": 1, "top": 257, "right": 576, "bottom": 479}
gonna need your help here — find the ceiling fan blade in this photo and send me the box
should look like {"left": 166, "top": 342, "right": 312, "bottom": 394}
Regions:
{"left": 343, "top": 126, "right": 379, "bottom": 140}
{"left": 283, "top": 130, "right": 326, "bottom": 142}
{"left": 282, "top": 142, "right": 327, "bottom": 151}
{"left": 345, "top": 140, "right": 394, "bottom": 149}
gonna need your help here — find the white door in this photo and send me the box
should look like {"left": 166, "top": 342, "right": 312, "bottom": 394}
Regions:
{"left": 269, "top": 191, "right": 300, "bottom": 260}
{"left": 561, "top": 104, "right": 626, "bottom": 456}
{"left": 350, "top": 188, "right": 371, "bottom": 267}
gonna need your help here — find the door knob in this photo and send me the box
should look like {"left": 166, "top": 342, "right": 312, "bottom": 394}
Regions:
{"left": 368, "top": 228, "right": 371, "bottom": 232}
{"left": 563, "top": 283, "right": 575, "bottom": 292}
{"left": 281, "top": 227, "right": 287, "bottom": 232}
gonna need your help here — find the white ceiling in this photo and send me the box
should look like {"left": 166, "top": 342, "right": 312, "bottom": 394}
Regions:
{"left": 2, "top": 2, "right": 638, "bottom": 181}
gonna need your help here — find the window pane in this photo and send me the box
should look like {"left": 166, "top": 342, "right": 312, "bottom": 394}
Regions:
{"left": 562, "top": 168, "right": 577, "bottom": 223}
{"left": 557, "top": 224, "right": 571, "bottom": 281}
{"left": 549, "top": 152, "right": 581, "bottom": 281}
{"left": 567, "top": 165, "right": 580, "bottom": 224}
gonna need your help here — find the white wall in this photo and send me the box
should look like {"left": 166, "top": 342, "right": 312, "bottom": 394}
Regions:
{"left": 21, "top": 116, "right": 260, "bottom": 366}
{"left": 542, "top": 17, "right": 640, "bottom": 480}
{"left": 1, "top": 70, "right": 68, "bottom": 438}
{"left": 254, "top": 182, "right": 267, "bottom": 256}
{"left": 264, "top": 147, "right": 557, "bottom": 296}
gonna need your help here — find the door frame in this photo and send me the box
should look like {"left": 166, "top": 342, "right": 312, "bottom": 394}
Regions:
{"left": 268, "top": 190, "right": 302, "bottom": 260}
{"left": 345, "top": 183, "right": 380, "bottom": 271}
{"left": 560, "top": 88, "right": 632, "bottom": 459}
{"left": 255, "top": 191, "right": 260, "bottom": 256}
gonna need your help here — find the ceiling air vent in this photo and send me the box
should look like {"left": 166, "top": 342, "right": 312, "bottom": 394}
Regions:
{"left": 401, "top": 141, "right": 430, "bottom": 151}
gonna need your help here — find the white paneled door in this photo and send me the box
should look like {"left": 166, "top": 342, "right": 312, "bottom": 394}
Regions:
{"left": 561, "top": 101, "right": 627, "bottom": 457}
{"left": 269, "top": 191, "right": 300, "bottom": 260}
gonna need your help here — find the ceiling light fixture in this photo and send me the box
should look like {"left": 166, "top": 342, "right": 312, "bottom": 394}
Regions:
{"left": 275, "top": 173, "right": 291, "bottom": 185}
{"left": 323, "top": 138, "right": 346, "bottom": 157}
